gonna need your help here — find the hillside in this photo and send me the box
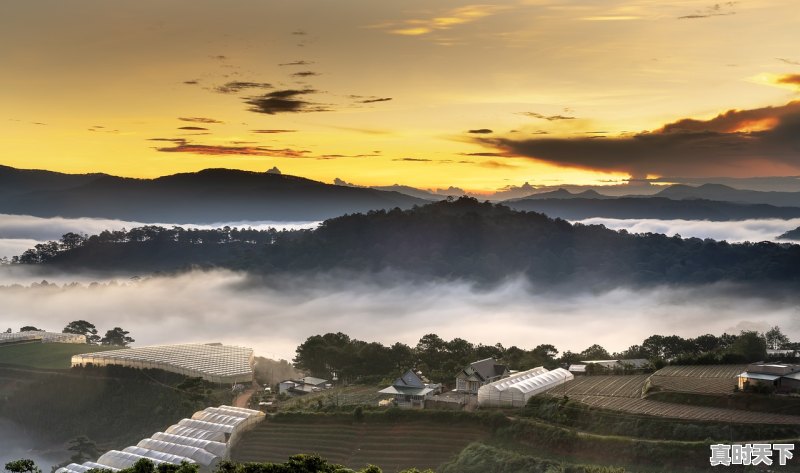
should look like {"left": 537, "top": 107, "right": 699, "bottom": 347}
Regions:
{"left": 507, "top": 196, "right": 800, "bottom": 220}
{"left": 778, "top": 226, "right": 800, "bottom": 241}
{"left": 0, "top": 165, "right": 426, "bottom": 222}
{"left": 17, "top": 197, "right": 800, "bottom": 285}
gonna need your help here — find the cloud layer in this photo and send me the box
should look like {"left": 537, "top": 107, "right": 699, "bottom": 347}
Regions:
{"left": 1, "top": 270, "right": 798, "bottom": 362}
{"left": 573, "top": 217, "right": 800, "bottom": 243}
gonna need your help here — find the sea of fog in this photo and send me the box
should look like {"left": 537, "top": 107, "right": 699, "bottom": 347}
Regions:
{"left": 572, "top": 217, "right": 800, "bottom": 243}
{"left": 1, "top": 213, "right": 799, "bottom": 359}
{"left": 0, "top": 213, "right": 320, "bottom": 260}
{"left": 1, "top": 268, "right": 798, "bottom": 361}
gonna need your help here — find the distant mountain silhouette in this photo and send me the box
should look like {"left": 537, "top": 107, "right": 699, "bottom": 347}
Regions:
{"left": 507, "top": 197, "right": 800, "bottom": 221}
{"left": 654, "top": 183, "right": 800, "bottom": 207}
{"left": 0, "top": 165, "right": 427, "bottom": 222}
{"left": 508, "top": 188, "right": 613, "bottom": 201}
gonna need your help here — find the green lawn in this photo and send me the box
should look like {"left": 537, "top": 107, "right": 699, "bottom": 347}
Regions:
{"left": 0, "top": 342, "right": 119, "bottom": 369}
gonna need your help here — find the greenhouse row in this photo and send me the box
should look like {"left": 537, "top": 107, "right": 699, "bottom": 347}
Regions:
{"left": 0, "top": 330, "right": 86, "bottom": 345}
{"left": 477, "top": 367, "right": 574, "bottom": 407}
{"left": 55, "top": 405, "right": 265, "bottom": 473}
{"left": 71, "top": 343, "right": 254, "bottom": 383}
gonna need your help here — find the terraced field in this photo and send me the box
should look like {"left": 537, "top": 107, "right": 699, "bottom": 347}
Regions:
{"left": 567, "top": 395, "right": 800, "bottom": 424}
{"left": 647, "top": 365, "right": 746, "bottom": 395}
{"left": 232, "top": 420, "right": 490, "bottom": 472}
{"left": 548, "top": 375, "right": 648, "bottom": 398}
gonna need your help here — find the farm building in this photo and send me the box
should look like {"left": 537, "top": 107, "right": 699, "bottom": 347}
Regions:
{"left": 0, "top": 330, "right": 86, "bottom": 345}
{"left": 71, "top": 343, "right": 254, "bottom": 384}
{"left": 55, "top": 405, "right": 265, "bottom": 473}
{"left": 568, "top": 364, "right": 587, "bottom": 375}
{"left": 738, "top": 363, "right": 800, "bottom": 392}
{"left": 455, "top": 358, "right": 510, "bottom": 394}
{"left": 478, "top": 367, "right": 573, "bottom": 407}
{"left": 379, "top": 370, "right": 442, "bottom": 409}
{"left": 278, "top": 376, "right": 330, "bottom": 396}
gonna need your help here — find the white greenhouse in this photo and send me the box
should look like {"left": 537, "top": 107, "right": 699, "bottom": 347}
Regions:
{"left": 0, "top": 331, "right": 86, "bottom": 345}
{"left": 478, "top": 367, "right": 574, "bottom": 407}
{"left": 122, "top": 446, "right": 196, "bottom": 466}
{"left": 136, "top": 439, "right": 220, "bottom": 471}
{"left": 95, "top": 451, "right": 168, "bottom": 470}
{"left": 164, "top": 425, "right": 228, "bottom": 443}
{"left": 55, "top": 404, "right": 266, "bottom": 473}
{"left": 150, "top": 432, "right": 228, "bottom": 458}
{"left": 70, "top": 343, "right": 254, "bottom": 383}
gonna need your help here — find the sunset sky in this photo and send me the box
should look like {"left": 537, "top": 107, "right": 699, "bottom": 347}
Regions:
{"left": 2, "top": 0, "right": 799, "bottom": 193}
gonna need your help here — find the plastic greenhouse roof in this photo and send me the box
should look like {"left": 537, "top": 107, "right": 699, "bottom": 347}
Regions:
{"left": 71, "top": 343, "right": 253, "bottom": 379}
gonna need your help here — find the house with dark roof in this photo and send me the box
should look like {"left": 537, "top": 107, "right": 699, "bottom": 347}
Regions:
{"left": 378, "top": 370, "right": 441, "bottom": 409}
{"left": 738, "top": 363, "right": 800, "bottom": 392}
{"left": 278, "top": 376, "right": 330, "bottom": 397}
{"left": 455, "top": 358, "right": 509, "bottom": 394}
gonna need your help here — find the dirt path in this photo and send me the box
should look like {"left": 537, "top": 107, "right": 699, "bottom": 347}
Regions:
{"left": 234, "top": 381, "right": 258, "bottom": 408}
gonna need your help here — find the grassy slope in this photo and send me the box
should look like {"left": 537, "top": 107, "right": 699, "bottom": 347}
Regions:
{"left": 0, "top": 342, "right": 118, "bottom": 369}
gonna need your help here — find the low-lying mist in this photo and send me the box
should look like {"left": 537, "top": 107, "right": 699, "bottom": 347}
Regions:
{"left": 0, "top": 419, "right": 61, "bottom": 469}
{"left": 574, "top": 217, "right": 800, "bottom": 243}
{"left": 1, "top": 268, "right": 797, "bottom": 360}
{"left": 0, "top": 213, "right": 319, "bottom": 259}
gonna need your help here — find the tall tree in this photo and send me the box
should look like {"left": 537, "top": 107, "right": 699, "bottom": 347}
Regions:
{"left": 19, "top": 326, "right": 40, "bottom": 332}
{"left": 765, "top": 326, "right": 790, "bottom": 350}
{"left": 100, "top": 327, "right": 135, "bottom": 347}
{"left": 4, "top": 460, "right": 41, "bottom": 473}
{"left": 62, "top": 320, "right": 100, "bottom": 344}
{"left": 67, "top": 436, "right": 100, "bottom": 463}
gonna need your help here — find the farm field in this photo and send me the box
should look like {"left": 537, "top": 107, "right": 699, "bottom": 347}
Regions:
{"left": 561, "top": 394, "right": 800, "bottom": 425}
{"left": 232, "top": 419, "right": 490, "bottom": 472}
{"left": 0, "top": 343, "right": 117, "bottom": 369}
{"left": 646, "top": 365, "right": 745, "bottom": 395}
{"left": 279, "top": 385, "right": 387, "bottom": 410}
{"left": 548, "top": 374, "right": 648, "bottom": 398}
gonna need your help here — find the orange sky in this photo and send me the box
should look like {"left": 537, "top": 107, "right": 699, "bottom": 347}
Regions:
{"left": 1, "top": 0, "right": 799, "bottom": 192}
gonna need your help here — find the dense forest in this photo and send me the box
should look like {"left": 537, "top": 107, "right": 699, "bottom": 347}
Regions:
{"left": 10, "top": 197, "right": 800, "bottom": 285}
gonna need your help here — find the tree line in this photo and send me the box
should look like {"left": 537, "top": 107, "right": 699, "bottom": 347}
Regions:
{"left": 9, "top": 197, "right": 800, "bottom": 286}
{"left": 292, "top": 327, "right": 795, "bottom": 384}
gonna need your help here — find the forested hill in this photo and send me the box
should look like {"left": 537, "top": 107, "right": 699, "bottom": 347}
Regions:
{"left": 14, "top": 197, "right": 800, "bottom": 285}
{"left": 0, "top": 165, "right": 426, "bottom": 222}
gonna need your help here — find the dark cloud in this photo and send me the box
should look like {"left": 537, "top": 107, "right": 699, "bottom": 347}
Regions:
{"left": 183, "top": 80, "right": 200, "bottom": 85}
{"left": 177, "top": 126, "right": 209, "bottom": 131}
{"left": 292, "top": 30, "right": 307, "bottom": 35}
{"left": 777, "top": 58, "right": 800, "bottom": 66}
{"left": 468, "top": 129, "right": 493, "bottom": 134}
{"left": 459, "top": 152, "right": 511, "bottom": 157}
{"left": 155, "top": 143, "right": 310, "bottom": 157}
{"left": 359, "top": 97, "right": 393, "bottom": 104}
{"left": 393, "top": 157, "right": 432, "bottom": 162}
{"left": 244, "top": 89, "right": 328, "bottom": 114}
{"left": 479, "top": 160, "right": 519, "bottom": 169}
{"left": 147, "top": 138, "right": 187, "bottom": 144}
{"left": 214, "top": 81, "right": 273, "bottom": 94}
{"left": 678, "top": 2, "right": 737, "bottom": 19}
{"left": 478, "top": 101, "right": 800, "bottom": 178}
{"left": 777, "top": 74, "right": 800, "bottom": 87}
{"left": 210, "top": 55, "right": 228, "bottom": 61}
{"left": 250, "top": 129, "right": 297, "bottom": 134}
{"left": 279, "top": 60, "right": 314, "bottom": 67}
{"left": 518, "top": 112, "right": 576, "bottom": 121}
{"left": 178, "top": 117, "right": 224, "bottom": 124}
{"left": 291, "top": 71, "right": 319, "bottom": 78}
